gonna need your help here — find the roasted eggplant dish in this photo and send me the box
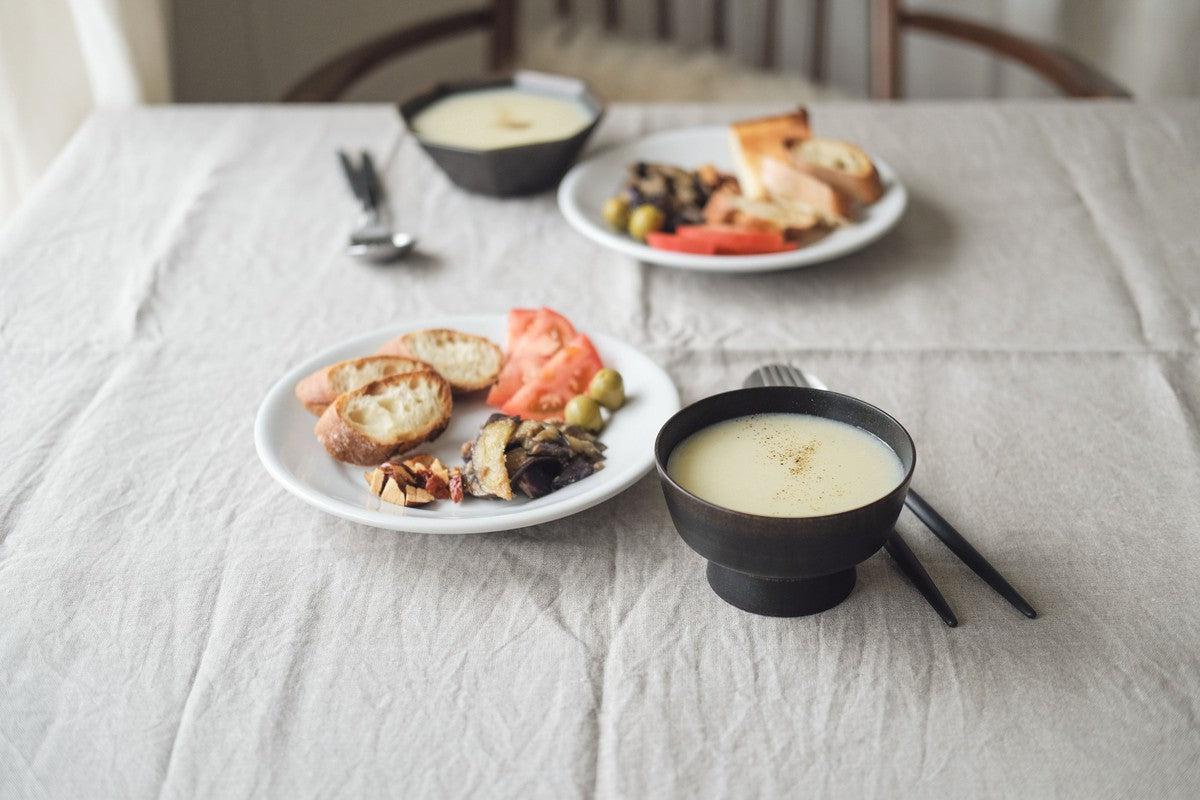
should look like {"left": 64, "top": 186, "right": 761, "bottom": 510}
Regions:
{"left": 461, "top": 414, "right": 606, "bottom": 500}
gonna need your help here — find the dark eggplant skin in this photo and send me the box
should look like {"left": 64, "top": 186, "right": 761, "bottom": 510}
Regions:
{"left": 514, "top": 461, "right": 560, "bottom": 499}
{"left": 552, "top": 456, "right": 596, "bottom": 490}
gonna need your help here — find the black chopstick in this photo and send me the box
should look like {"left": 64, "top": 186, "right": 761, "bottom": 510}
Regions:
{"left": 885, "top": 531, "right": 958, "bottom": 627}
{"left": 359, "top": 152, "right": 384, "bottom": 209}
{"left": 337, "top": 150, "right": 366, "bottom": 203}
{"left": 905, "top": 490, "right": 1038, "bottom": 619}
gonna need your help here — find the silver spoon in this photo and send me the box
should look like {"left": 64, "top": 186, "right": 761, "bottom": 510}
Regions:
{"left": 339, "top": 151, "right": 416, "bottom": 263}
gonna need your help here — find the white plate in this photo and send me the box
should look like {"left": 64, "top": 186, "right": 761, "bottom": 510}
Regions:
{"left": 558, "top": 126, "right": 908, "bottom": 273}
{"left": 254, "top": 315, "right": 680, "bottom": 534}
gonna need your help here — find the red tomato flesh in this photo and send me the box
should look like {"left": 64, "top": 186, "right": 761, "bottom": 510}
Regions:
{"left": 674, "top": 225, "right": 794, "bottom": 255}
{"left": 487, "top": 307, "right": 579, "bottom": 408}
{"left": 646, "top": 232, "right": 718, "bottom": 255}
{"left": 500, "top": 333, "right": 603, "bottom": 420}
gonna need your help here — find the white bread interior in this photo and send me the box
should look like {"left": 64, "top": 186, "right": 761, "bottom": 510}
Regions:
{"left": 377, "top": 329, "right": 503, "bottom": 393}
{"left": 315, "top": 371, "right": 452, "bottom": 465}
{"left": 295, "top": 355, "right": 429, "bottom": 415}
{"left": 759, "top": 156, "right": 851, "bottom": 224}
{"left": 792, "top": 138, "right": 884, "bottom": 204}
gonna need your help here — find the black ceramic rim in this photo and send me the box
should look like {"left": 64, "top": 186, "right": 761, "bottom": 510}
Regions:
{"left": 397, "top": 72, "right": 606, "bottom": 156}
{"left": 653, "top": 386, "right": 917, "bottom": 524}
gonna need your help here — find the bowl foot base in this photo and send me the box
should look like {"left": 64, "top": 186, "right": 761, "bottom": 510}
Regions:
{"left": 706, "top": 562, "right": 856, "bottom": 617}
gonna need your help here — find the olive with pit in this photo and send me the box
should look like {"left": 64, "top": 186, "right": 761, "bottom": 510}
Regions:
{"left": 587, "top": 368, "right": 625, "bottom": 411}
{"left": 564, "top": 395, "right": 604, "bottom": 432}
{"left": 602, "top": 196, "right": 631, "bottom": 230}
{"left": 627, "top": 204, "right": 665, "bottom": 242}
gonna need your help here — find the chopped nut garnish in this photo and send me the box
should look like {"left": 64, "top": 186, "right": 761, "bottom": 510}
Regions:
{"left": 404, "top": 485, "right": 435, "bottom": 506}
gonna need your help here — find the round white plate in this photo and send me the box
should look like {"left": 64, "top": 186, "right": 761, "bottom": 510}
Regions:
{"left": 254, "top": 315, "right": 681, "bottom": 534}
{"left": 558, "top": 125, "right": 908, "bottom": 273}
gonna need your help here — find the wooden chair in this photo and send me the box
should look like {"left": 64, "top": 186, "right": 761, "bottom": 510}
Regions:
{"left": 283, "top": 0, "right": 1129, "bottom": 103}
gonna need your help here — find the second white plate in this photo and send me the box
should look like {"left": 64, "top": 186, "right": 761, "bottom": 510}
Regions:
{"left": 558, "top": 125, "right": 907, "bottom": 273}
{"left": 254, "top": 315, "right": 681, "bottom": 534}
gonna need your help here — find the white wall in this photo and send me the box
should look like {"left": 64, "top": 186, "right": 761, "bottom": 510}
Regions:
{"left": 169, "top": 0, "right": 1198, "bottom": 102}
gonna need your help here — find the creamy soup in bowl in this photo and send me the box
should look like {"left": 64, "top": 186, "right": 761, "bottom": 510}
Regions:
{"left": 654, "top": 386, "right": 916, "bottom": 617}
{"left": 666, "top": 413, "right": 905, "bottom": 518}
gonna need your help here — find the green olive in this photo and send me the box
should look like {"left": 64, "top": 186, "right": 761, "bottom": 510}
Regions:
{"left": 602, "top": 196, "right": 631, "bottom": 230}
{"left": 587, "top": 368, "right": 625, "bottom": 411}
{"left": 564, "top": 394, "right": 604, "bottom": 432}
{"left": 627, "top": 204, "right": 665, "bottom": 242}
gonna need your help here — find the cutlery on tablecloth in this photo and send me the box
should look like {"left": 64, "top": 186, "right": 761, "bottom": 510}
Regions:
{"left": 337, "top": 150, "right": 415, "bottom": 262}
{"left": 745, "top": 364, "right": 1038, "bottom": 622}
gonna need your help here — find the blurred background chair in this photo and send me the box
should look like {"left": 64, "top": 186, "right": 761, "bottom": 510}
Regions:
{"left": 282, "top": 0, "right": 1129, "bottom": 103}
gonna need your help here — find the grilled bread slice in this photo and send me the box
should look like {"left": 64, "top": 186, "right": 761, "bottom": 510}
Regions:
{"left": 295, "top": 355, "right": 431, "bottom": 415}
{"left": 792, "top": 138, "right": 883, "bottom": 204}
{"left": 377, "top": 329, "right": 503, "bottom": 393}
{"left": 728, "top": 109, "right": 811, "bottom": 201}
{"left": 704, "top": 187, "right": 825, "bottom": 242}
{"left": 759, "top": 157, "right": 851, "bottom": 224}
{"left": 315, "top": 371, "right": 452, "bottom": 465}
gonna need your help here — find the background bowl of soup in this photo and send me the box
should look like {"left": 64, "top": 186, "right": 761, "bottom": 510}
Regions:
{"left": 654, "top": 387, "right": 916, "bottom": 617}
{"left": 399, "top": 71, "right": 604, "bottom": 197}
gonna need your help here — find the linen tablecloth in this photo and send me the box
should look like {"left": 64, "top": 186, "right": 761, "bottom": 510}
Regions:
{"left": 2, "top": 101, "right": 1198, "bottom": 799}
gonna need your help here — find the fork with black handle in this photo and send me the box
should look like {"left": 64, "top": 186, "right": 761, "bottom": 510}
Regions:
{"left": 748, "top": 364, "right": 1038, "bottom": 621}
{"left": 336, "top": 150, "right": 415, "bottom": 262}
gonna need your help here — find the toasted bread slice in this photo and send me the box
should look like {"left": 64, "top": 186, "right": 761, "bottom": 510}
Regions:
{"left": 377, "top": 329, "right": 503, "bottom": 393}
{"left": 295, "top": 355, "right": 431, "bottom": 415}
{"left": 759, "top": 157, "right": 851, "bottom": 224}
{"left": 792, "top": 138, "right": 883, "bottom": 204}
{"left": 315, "top": 371, "right": 452, "bottom": 465}
{"left": 728, "top": 109, "right": 811, "bottom": 201}
{"left": 704, "top": 188, "right": 823, "bottom": 241}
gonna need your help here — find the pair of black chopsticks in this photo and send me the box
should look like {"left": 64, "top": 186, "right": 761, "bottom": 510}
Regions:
{"left": 885, "top": 489, "right": 1036, "bottom": 627}
{"left": 337, "top": 150, "right": 385, "bottom": 210}
{"left": 746, "top": 364, "right": 1038, "bottom": 627}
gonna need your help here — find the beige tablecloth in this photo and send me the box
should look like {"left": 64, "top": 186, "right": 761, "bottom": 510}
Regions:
{"left": 1, "top": 102, "right": 1198, "bottom": 799}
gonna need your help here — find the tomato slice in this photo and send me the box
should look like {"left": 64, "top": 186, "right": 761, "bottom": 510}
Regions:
{"left": 487, "top": 308, "right": 580, "bottom": 407}
{"left": 674, "top": 225, "right": 792, "bottom": 254}
{"left": 500, "top": 334, "right": 603, "bottom": 420}
{"left": 506, "top": 308, "right": 538, "bottom": 348}
{"left": 646, "top": 232, "right": 718, "bottom": 255}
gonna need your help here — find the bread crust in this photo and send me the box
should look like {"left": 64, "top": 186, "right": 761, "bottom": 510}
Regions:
{"left": 729, "top": 109, "right": 812, "bottom": 201}
{"left": 793, "top": 138, "right": 884, "bottom": 205}
{"left": 377, "top": 328, "right": 503, "bottom": 393}
{"left": 314, "top": 371, "right": 452, "bottom": 465}
{"left": 295, "top": 355, "right": 431, "bottom": 415}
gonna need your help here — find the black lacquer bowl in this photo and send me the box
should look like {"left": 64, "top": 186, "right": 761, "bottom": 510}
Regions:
{"left": 654, "top": 387, "right": 916, "bottom": 617}
{"left": 398, "top": 71, "right": 604, "bottom": 197}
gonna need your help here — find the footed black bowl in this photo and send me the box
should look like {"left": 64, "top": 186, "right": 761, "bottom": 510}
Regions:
{"left": 654, "top": 387, "right": 916, "bottom": 617}
{"left": 398, "top": 71, "right": 604, "bottom": 197}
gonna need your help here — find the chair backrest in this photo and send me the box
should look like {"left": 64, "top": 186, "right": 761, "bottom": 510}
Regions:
{"left": 869, "top": 0, "right": 1129, "bottom": 99}
{"left": 283, "top": 0, "right": 1126, "bottom": 102}
{"left": 545, "top": 0, "right": 831, "bottom": 81}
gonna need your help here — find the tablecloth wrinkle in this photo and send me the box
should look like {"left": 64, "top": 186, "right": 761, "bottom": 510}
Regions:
{"left": 2, "top": 101, "right": 1199, "bottom": 799}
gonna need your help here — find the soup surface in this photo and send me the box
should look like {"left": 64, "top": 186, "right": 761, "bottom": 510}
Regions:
{"left": 411, "top": 89, "right": 593, "bottom": 150}
{"left": 666, "top": 413, "right": 904, "bottom": 517}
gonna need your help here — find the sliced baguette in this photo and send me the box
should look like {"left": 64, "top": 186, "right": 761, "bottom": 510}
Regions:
{"left": 295, "top": 355, "right": 431, "bottom": 415}
{"left": 704, "top": 188, "right": 824, "bottom": 241}
{"left": 315, "top": 371, "right": 452, "bottom": 465}
{"left": 759, "top": 157, "right": 852, "bottom": 224}
{"left": 377, "top": 328, "right": 503, "bottom": 393}
{"left": 728, "top": 109, "right": 811, "bottom": 201}
{"left": 792, "top": 138, "right": 884, "bottom": 204}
